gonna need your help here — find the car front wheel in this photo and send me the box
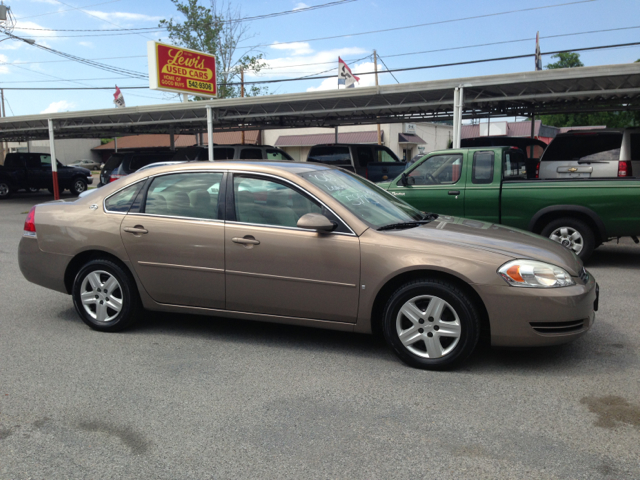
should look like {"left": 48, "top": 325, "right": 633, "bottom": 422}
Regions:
{"left": 0, "top": 180, "right": 12, "bottom": 199}
{"left": 72, "top": 258, "right": 142, "bottom": 332}
{"left": 71, "top": 178, "right": 88, "bottom": 195}
{"left": 382, "top": 279, "right": 480, "bottom": 370}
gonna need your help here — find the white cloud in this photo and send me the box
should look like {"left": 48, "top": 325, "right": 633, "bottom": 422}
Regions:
{"left": 270, "top": 41, "right": 314, "bottom": 56}
{"left": 249, "top": 47, "right": 368, "bottom": 81}
{"left": 13, "top": 20, "right": 58, "bottom": 40}
{"left": 40, "top": 100, "right": 75, "bottom": 114}
{"left": 307, "top": 61, "right": 388, "bottom": 92}
{"left": 0, "top": 54, "right": 9, "bottom": 74}
{"left": 79, "top": 41, "right": 94, "bottom": 48}
{"left": 85, "top": 10, "right": 163, "bottom": 23}
{"left": 293, "top": 2, "right": 310, "bottom": 10}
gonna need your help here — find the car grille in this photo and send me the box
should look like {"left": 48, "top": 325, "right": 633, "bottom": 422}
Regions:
{"left": 529, "top": 319, "right": 586, "bottom": 334}
{"left": 579, "top": 267, "right": 589, "bottom": 283}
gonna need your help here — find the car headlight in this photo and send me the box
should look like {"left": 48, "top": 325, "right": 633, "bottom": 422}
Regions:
{"left": 498, "top": 260, "right": 575, "bottom": 288}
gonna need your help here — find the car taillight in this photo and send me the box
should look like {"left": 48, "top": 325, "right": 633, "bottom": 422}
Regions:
{"left": 365, "top": 168, "right": 369, "bottom": 179}
{"left": 535, "top": 161, "right": 540, "bottom": 179}
{"left": 24, "top": 206, "right": 36, "bottom": 236}
{"left": 618, "top": 161, "right": 632, "bottom": 177}
{"left": 109, "top": 174, "right": 124, "bottom": 183}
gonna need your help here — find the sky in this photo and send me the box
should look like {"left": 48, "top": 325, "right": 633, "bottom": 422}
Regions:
{"left": 1, "top": 0, "right": 640, "bottom": 117}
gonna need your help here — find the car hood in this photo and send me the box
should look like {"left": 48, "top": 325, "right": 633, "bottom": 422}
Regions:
{"left": 386, "top": 215, "right": 582, "bottom": 275}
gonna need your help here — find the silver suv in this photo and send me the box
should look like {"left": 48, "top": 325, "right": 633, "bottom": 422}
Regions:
{"left": 539, "top": 128, "right": 640, "bottom": 179}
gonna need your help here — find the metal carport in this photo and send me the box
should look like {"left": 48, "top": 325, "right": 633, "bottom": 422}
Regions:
{"left": 1, "top": 62, "right": 640, "bottom": 198}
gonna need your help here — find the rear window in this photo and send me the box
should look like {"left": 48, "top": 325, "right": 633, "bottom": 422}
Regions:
{"left": 542, "top": 133, "right": 623, "bottom": 161}
{"left": 103, "top": 154, "right": 124, "bottom": 172}
{"left": 307, "top": 146, "right": 351, "bottom": 166}
{"left": 503, "top": 149, "right": 527, "bottom": 180}
{"left": 214, "top": 147, "right": 235, "bottom": 160}
{"left": 630, "top": 133, "right": 640, "bottom": 160}
{"left": 3, "top": 154, "right": 21, "bottom": 168}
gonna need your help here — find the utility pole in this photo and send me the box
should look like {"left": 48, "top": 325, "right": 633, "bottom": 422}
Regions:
{"left": 374, "top": 50, "right": 381, "bottom": 145}
{"left": 241, "top": 68, "right": 245, "bottom": 145}
{"left": 0, "top": 88, "right": 5, "bottom": 164}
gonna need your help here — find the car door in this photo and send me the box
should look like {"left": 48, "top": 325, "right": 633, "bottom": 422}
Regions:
{"left": 225, "top": 173, "right": 360, "bottom": 323}
{"left": 463, "top": 150, "right": 500, "bottom": 223}
{"left": 120, "top": 171, "right": 226, "bottom": 309}
{"left": 388, "top": 153, "right": 466, "bottom": 216}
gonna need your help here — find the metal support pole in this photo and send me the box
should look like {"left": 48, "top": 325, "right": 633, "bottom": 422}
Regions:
{"left": 114, "top": 137, "right": 118, "bottom": 153}
{"left": 47, "top": 119, "right": 60, "bottom": 200}
{"left": 169, "top": 130, "right": 175, "bottom": 151}
{"left": 530, "top": 113, "right": 536, "bottom": 159}
{"left": 374, "top": 50, "right": 381, "bottom": 145}
{"left": 334, "top": 126, "right": 338, "bottom": 144}
{"left": 452, "top": 86, "right": 464, "bottom": 149}
{"left": 0, "top": 89, "right": 4, "bottom": 163}
{"left": 207, "top": 106, "right": 214, "bottom": 162}
{"left": 241, "top": 69, "right": 245, "bottom": 145}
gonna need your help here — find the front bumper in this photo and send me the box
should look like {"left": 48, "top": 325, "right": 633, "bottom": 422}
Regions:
{"left": 477, "top": 272, "right": 597, "bottom": 347}
{"left": 87, "top": 176, "right": 94, "bottom": 185}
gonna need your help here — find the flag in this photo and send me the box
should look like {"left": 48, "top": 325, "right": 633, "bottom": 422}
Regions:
{"left": 535, "top": 31, "right": 542, "bottom": 71}
{"left": 338, "top": 57, "right": 360, "bottom": 88}
{"left": 113, "top": 85, "right": 125, "bottom": 107}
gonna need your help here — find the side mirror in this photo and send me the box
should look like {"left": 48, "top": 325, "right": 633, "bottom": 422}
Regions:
{"left": 297, "top": 213, "right": 336, "bottom": 233}
{"left": 400, "top": 173, "right": 415, "bottom": 186}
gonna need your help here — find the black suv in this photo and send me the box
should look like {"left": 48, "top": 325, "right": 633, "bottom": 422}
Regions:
{"left": 99, "top": 151, "right": 176, "bottom": 186}
{"left": 0, "top": 152, "right": 93, "bottom": 199}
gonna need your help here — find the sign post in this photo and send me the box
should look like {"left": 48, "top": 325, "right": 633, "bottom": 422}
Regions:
{"left": 147, "top": 41, "right": 217, "bottom": 98}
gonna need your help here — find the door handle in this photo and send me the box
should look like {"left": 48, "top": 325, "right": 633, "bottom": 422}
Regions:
{"left": 448, "top": 190, "right": 460, "bottom": 196}
{"left": 232, "top": 236, "right": 260, "bottom": 245}
{"left": 124, "top": 226, "right": 148, "bottom": 234}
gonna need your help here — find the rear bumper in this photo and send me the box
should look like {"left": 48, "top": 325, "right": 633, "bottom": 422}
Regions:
{"left": 477, "top": 273, "right": 597, "bottom": 347}
{"left": 18, "top": 236, "right": 71, "bottom": 294}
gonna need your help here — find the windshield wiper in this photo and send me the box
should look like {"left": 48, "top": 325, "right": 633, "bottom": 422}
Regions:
{"left": 421, "top": 212, "right": 439, "bottom": 221}
{"left": 377, "top": 220, "right": 433, "bottom": 231}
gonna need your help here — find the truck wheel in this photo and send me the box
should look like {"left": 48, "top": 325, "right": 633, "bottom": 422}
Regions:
{"left": 382, "top": 279, "right": 480, "bottom": 370}
{"left": 0, "top": 181, "right": 12, "bottom": 199}
{"left": 28, "top": 187, "right": 40, "bottom": 193}
{"left": 541, "top": 217, "right": 595, "bottom": 260}
{"left": 71, "top": 178, "right": 88, "bottom": 196}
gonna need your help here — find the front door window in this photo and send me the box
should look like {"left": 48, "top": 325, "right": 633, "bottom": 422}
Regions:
{"left": 407, "top": 154, "right": 463, "bottom": 185}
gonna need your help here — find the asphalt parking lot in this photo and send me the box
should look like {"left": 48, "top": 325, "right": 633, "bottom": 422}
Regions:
{"left": 1, "top": 193, "right": 639, "bottom": 479}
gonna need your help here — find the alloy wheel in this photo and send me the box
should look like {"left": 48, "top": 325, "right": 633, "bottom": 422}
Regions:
{"left": 80, "top": 270, "right": 123, "bottom": 323}
{"left": 549, "top": 226, "right": 584, "bottom": 254}
{"left": 396, "top": 295, "right": 461, "bottom": 359}
{"left": 74, "top": 180, "right": 87, "bottom": 193}
{"left": 0, "top": 183, "right": 9, "bottom": 197}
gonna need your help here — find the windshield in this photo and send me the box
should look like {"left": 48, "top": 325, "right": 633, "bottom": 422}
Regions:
{"left": 300, "top": 169, "right": 424, "bottom": 228}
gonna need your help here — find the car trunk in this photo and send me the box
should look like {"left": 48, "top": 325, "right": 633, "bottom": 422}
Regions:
{"left": 99, "top": 154, "right": 124, "bottom": 185}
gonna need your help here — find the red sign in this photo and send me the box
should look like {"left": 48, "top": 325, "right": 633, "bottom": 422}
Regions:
{"left": 148, "top": 42, "right": 217, "bottom": 96}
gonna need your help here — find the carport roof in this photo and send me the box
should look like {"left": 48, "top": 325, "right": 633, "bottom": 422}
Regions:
{"left": 1, "top": 62, "right": 639, "bottom": 142}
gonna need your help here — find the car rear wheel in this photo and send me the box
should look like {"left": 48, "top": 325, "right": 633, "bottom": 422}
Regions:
{"left": 541, "top": 217, "right": 595, "bottom": 261}
{"left": 382, "top": 279, "right": 480, "bottom": 370}
{"left": 72, "top": 258, "right": 142, "bottom": 332}
{"left": 71, "top": 178, "right": 88, "bottom": 196}
{"left": 0, "top": 180, "right": 12, "bottom": 199}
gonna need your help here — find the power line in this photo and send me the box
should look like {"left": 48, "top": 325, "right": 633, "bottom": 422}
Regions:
{"left": 15, "top": 0, "right": 357, "bottom": 32}
{"left": 14, "top": 0, "right": 122, "bottom": 21}
{"left": 377, "top": 55, "right": 399, "bottom": 84}
{"left": 2, "top": 40, "right": 638, "bottom": 91}
{"left": 239, "top": 0, "right": 598, "bottom": 49}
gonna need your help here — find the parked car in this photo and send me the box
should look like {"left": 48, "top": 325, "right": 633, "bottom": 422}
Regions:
{"left": 99, "top": 151, "right": 176, "bottom": 186}
{"left": 0, "top": 152, "right": 92, "bottom": 199}
{"left": 19, "top": 161, "right": 597, "bottom": 370}
{"left": 377, "top": 146, "right": 640, "bottom": 260}
{"left": 69, "top": 159, "right": 102, "bottom": 170}
{"left": 171, "top": 145, "right": 294, "bottom": 161}
{"left": 307, "top": 144, "right": 407, "bottom": 182}
{"left": 539, "top": 128, "right": 640, "bottom": 179}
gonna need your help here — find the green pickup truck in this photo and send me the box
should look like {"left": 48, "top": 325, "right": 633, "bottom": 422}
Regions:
{"left": 377, "top": 146, "right": 640, "bottom": 260}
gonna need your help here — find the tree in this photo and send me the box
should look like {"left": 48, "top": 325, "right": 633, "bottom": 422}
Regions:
{"left": 159, "top": 0, "right": 267, "bottom": 99}
{"left": 540, "top": 52, "right": 638, "bottom": 128}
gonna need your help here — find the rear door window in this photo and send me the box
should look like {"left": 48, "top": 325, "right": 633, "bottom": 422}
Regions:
{"left": 26, "top": 155, "right": 41, "bottom": 169}
{"left": 472, "top": 151, "right": 495, "bottom": 184}
{"left": 105, "top": 182, "right": 145, "bottom": 213}
{"left": 239, "top": 148, "right": 263, "bottom": 160}
{"left": 307, "top": 147, "right": 352, "bottom": 168}
{"left": 144, "top": 173, "right": 223, "bottom": 220}
{"left": 542, "top": 133, "right": 623, "bottom": 161}
{"left": 265, "top": 148, "right": 293, "bottom": 161}
{"left": 214, "top": 147, "right": 235, "bottom": 160}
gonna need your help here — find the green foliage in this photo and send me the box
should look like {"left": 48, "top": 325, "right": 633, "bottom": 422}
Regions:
{"left": 101, "top": 138, "right": 114, "bottom": 145}
{"left": 541, "top": 53, "right": 639, "bottom": 128}
{"left": 160, "top": 0, "right": 268, "bottom": 99}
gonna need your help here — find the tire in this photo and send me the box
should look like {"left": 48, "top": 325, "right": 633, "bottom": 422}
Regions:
{"left": 70, "top": 178, "right": 88, "bottom": 196}
{"left": 541, "top": 217, "right": 595, "bottom": 261}
{"left": 382, "top": 279, "right": 480, "bottom": 370}
{"left": 0, "top": 180, "right": 12, "bottom": 199}
{"left": 28, "top": 187, "right": 40, "bottom": 193}
{"left": 72, "top": 258, "right": 142, "bottom": 332}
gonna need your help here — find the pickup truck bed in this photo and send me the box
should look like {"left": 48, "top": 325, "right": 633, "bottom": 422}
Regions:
{"left": 379, "top": 146, "right": 640, "bottom": 260}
